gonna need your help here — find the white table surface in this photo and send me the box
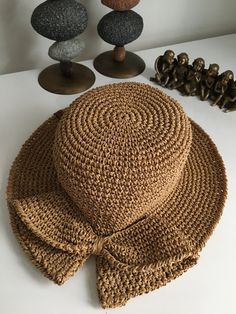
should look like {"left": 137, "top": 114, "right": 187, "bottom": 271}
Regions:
{"left": 1, "top": 34, "right": 236, "bottom": 314}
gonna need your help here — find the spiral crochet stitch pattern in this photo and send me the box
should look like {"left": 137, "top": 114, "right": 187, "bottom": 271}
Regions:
{"left": 7, "top": 82, "right": 227, "bottom": 308}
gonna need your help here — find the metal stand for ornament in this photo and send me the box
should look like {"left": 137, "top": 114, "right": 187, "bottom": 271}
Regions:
{"left": 94, "top": 0, "right": 145, "bottom": 79}
{"left": 31, "top": 0, "right": 95, "bottom": 95}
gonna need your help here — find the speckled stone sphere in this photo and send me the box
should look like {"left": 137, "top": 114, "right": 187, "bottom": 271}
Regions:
{"left": 48, "top": 36, "right": 85, "bottom": 61}
{"left": 101, "top": 0, "right": 140, "bottom": 11}
{"left": 31, "top": 0, "right": 88, "bottom": 41}
{"left": 97, "top": 10, "right": 143, "bottom": 47}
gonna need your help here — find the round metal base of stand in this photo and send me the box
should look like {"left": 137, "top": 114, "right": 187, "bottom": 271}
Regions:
{"left": 38, "top": 63, "right": 96, "bottom": 95}
{"left": 93, "top": 51, "right": 145, "bottom": 79}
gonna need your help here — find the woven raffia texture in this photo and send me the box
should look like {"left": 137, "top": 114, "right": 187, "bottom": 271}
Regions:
{"left": 7, "top": 83, "right": 227, "bottom": 308}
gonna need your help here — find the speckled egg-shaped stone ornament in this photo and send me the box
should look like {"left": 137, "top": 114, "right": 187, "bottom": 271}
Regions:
{"left": 48, "top": 36, "right": 85, "bottom": 61}
{"left": 31, "top": 0, "right": 88, "bottom": 41}
{"left": 97, "top": 10, "right": 143, "bottom": 47}
{"left": 101, "top": 0, "right": 140, "bottom": 11}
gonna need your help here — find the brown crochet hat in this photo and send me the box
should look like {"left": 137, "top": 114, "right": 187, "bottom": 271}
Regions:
{"left": 7, "top": 82, "right": 227, "bottom": 308}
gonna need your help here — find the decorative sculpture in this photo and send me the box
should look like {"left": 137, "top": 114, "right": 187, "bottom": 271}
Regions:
{"left": 94, "top": 0, "right": 145, "bottom": 78}
{"left": 222, "top": 99, "right": 236, "bottom": 112}
{"left": 31, "top": 0, "right": 95, "bottom": 94}
{"left": 167, "top": 53, "right": 189, "bottom": 90}
{"left": 210, "top": 70, "right": 234, "bottom": 106}
{"left": 200, "top": 64, "right": 219, "bottom": 101}
{"left": 150, "top": 50, "right": 175, "bottom": 86}
{"left": 220, "top": 80, "right": 236, "bottom": 110}
{"left": 151, "top": 51, "right": 236, "bottom": 112}
{"left": 183, "top": 58, "right": 205, "bottom": 96}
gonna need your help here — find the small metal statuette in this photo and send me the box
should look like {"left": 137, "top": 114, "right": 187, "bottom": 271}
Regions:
{"left": 200, "top": 64, "right": 219, "bottom": 101}
{"left": 151, "top": 50, "right": 236, "bottom": 112}
{"left": 150, "top": 50, "right": 175, "bottom": 86}
{"left": 220, "top": 79, "right": 236, "bottom": 112}
{"left": 184, "top": 58, "right": 205, "bottom": 96}
{"left": 167, "top": 53, "right": 189, "bottom": 90}
{"left": 210, "top": 70, "right": 234, "bottom": 106}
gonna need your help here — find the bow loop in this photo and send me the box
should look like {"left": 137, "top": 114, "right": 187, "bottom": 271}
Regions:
{"left": 104, "top": 212, "right": 198, "bottom": 270}
{"left": 10, "top": 191, "right": 98, "bottom": 255}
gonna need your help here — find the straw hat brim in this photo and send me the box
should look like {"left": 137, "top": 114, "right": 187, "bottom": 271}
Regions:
{"left": 7, "top": 112, "right": 227, "bottom": 307}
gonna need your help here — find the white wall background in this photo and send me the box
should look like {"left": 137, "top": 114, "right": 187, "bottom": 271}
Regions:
{"left": 0, "top": 0, "right": 236, "bottom": 75}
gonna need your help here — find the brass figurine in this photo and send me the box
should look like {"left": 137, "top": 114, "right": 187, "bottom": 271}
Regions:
{"left": 200, "top": 64, "right": 219, "bottom": 101}
{"left": 220, "top": 80, "right": 236, "bottom": 109}
{"left": 211, "top": 70, "right": 234, "bottom": 106}
{"left": 184, "top": 58, "right": 205, "bottom": 96}
{"left": 151, "top": 50, "right": 175, "bottom": 86}
{"left": 167, "top": 53, "right": 189, "bottom": 90}
{"left": 151, "top": 51, "right": 236, "bottom": 112}
{"left": 222, "top": 100, "right": 236, "bottom": 112}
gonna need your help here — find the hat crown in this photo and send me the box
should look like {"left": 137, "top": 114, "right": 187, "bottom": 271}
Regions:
{"left": 53, "top": 83, "right": 192, "bottom": 236}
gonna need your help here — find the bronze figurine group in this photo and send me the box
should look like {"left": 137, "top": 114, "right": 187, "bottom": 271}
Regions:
{"left": 151, "top": 50, "right": 236, "bottom": 112}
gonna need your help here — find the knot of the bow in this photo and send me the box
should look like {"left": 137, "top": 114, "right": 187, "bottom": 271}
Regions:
{"left": 93, "top": 236, "right": 106, "bottom": 256}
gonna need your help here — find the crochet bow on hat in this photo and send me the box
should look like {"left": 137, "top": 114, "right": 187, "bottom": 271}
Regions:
{"left": 7, "top": 83, "right": 227, "bottom": 308}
